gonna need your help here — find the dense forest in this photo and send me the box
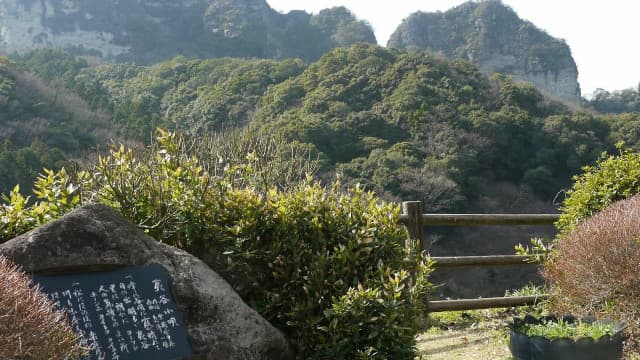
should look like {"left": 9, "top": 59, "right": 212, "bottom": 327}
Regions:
{"left": 0, "top": 53, "right": 116, "bottom": 195}
{"left": 3, "top": 46, "right": 640, "bottom": 215}
{"left": 587, "top": 86, "right": 640, "bottom": 114}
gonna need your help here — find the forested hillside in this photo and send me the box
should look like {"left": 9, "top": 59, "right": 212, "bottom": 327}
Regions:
{"left": 12, "top": 45, "right": 640, "bottom": 215}
{"left": 588, "top": 86, "right": 640, "bottom": 114}
{"left": 0, "top": 52, "right": 114, "bottom": 195}
{"left": 250, "top": 44, "right": 628, "bottom": 210}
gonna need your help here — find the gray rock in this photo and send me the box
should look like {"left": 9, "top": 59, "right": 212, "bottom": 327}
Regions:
{"left": 0, "top": 204, "right": 293, "bottom": 360}
{"left": 388, "top": 0, "right": 581, "bottom": 103}
{"left": 0, "top": 0, "right": 375, "bottom": 63}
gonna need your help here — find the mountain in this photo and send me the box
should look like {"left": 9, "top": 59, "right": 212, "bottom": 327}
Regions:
{"left": 387, "top": 0, "right": 581, "bottom": 103}
{"left": 13, "top": 44, "right": 640, "bottom": 298}
{"left": 57, "top": 43, "right": 617, "bottom": 204}
{"left": 0, "top": 0, "right": 375, "bottom": 63}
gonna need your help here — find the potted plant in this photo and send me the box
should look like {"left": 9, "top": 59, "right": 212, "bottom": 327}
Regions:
{"left": 509, "top": 314, "right": 625, "bottom": 360}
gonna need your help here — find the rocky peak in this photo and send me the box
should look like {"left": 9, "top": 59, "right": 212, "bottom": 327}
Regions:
{"left": 204, "top": 0, "right": 273, "bottom": 38}
{"left": 0, "top": 0, "right": 375, "bottom": 64}
{"left": 388, "top": 0, "right": 581, "bottom": 103}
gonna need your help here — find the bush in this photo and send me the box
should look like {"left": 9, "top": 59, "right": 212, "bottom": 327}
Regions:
{"left": 0, "top": 130, "right": 432, "bottom": 359}
{"left": 556, "top": 146, "right": 640, "bottom": 233}
{"left": 0, "top": 257, "right": 86, "bottom": 359}
{"left": 543, "top": 195, "right": 640, "bottom": 352}
{"left": 0, "top": 167, "right": 82, "bottom": 242}
{"left": 209, "top": 182, "right": 432, "bottom": 359}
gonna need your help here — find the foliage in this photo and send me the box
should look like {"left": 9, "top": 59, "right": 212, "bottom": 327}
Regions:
{"left": 83, "top": 128, "right": 320, "bottom": 247}
{"left": 606, "top": 112, "right": 640, "bottom": 151}
{"left": 515, "top": 317, "right": 617, "bottom": 341}
{"left": 0, "top": 168, "right": 82, "bottom": 241}
{"left": 556, "top": 146, "right": 640, "bottom": 233}
{"left": 215, "top": 182, "right": 432, "bottom": 359}
{"left": 0, "top": 56, "right": 105, "bottom": 151}
{"left": 0, "top": 55, "right": 115, "bottom": 195}
{"left": 428, "top": 310, "right": 484, "bottom": 330}
{"left": 515, "top": 237, "right": 554, "bottom": 263}
{"left": 72, "top": 57, "right": 306, "bottom": 140}
{"left": 0, "top": 140, "right": 68, "bottom": 196}
{"left": 201, "top": 127, "right": 325, "bottom": 191}
{"left": 506, "top": 284, "right": 547, "bottom": 298}
{"left": 0, "top": 130, "right": 431, "bottom": 358}
{"left": 256, "top": 44, "right": 495, "bottom": 208}
{"left": 505, "top": 284, "right": 550, "bottom": 317}
{"left": 316, "top": 268, "right": 430, "bottom": 359}
{"left": 12, "top": 48, "right": 88, "bottom": 87}
{"left": 11, "top": 44, "right": 640, "bottom": 213}
{"left": 252, "top": 44, "right": 613, "bottom": 206}
{"left": 0, "top": 57, "right": 16, "bottom": 100}
{"left": 588, "top": 86, "right": 640, "bottom": 114}
{"left": 0, "top": 257, "right": 87, "bottom": 359}
{"left": 544, "top": 195, "right": 640, "bottom": 351}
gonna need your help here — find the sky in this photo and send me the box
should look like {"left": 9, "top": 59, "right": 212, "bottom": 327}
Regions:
{"left": 266, "top": 0, "right": 640, "bottom": 96}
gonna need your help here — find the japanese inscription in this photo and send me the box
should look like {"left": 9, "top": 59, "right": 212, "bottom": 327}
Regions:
{"left": 32, "top": 264, "right": 192, "bottom": 360}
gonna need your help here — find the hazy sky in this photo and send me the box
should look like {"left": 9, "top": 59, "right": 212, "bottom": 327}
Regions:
{"left": 266, "top": 0, "right": 640, "bottom": 96}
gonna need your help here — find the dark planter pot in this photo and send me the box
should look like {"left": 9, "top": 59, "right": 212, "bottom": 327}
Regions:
{"left": 509, "top": 314, "right": 626, "bottom": 360}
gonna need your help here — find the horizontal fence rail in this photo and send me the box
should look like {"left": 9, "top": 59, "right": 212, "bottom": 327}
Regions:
{"left": 427, "top": 295, "right": 551, "bottom": 312}
{"left": 413, "top": 213, "right": 560, "bottom": 226}
{"left": 399, "top": 201, "right": 557, "bottom": 312}
{"left": 431, "top": 255, "right": 540, "bottom": 268}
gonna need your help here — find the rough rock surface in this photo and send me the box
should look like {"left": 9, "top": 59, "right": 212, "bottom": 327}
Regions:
{"left": 0, "top": 204, "right": 293, "bottom": 360}
{"left": 0, "top": 0, "right": 375, "bottom": 63}
{"left": 388, "top": 0, "right": 581, "bottom": 103}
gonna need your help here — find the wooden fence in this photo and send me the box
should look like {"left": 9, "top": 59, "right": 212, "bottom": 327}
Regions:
{"left": 399, "top": 201, "right": 558, "bottom": 312}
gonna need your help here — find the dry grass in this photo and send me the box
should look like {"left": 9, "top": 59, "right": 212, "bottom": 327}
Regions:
{"left": 543, "top": 194, "right": 640, "bottom": 353}
{"left": 0, "top": 257, "right": 87, "bottom": 360}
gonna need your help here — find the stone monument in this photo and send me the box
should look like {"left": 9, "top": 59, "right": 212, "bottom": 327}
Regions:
{"left": 0, "top": 204, "right": 293, "bottom": 360}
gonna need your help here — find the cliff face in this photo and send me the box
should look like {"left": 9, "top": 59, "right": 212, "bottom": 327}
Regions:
{"left": 0, "top": 0, "right": 375, "bottom": 63}
{"left": 388, "top": 1, "right": 581, "bottom": 103}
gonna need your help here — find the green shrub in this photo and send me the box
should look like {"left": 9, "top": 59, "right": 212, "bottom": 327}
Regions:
{"left": 556, "top": 146, "right": 640, "bottom": 233}
{"left": 317, "top": 271, "right": 429, "bottom": 359}
{"left": 0, "top": 168, "right": 82, "bottom": 241}
{"left": 208, "top": 181, "right": 432, "bottom": 359}
{"left": 0, "top": 257, "right": 86, "bottom": 359}
{"left": 0, "top": 129, "right": 432, "bottom": 359}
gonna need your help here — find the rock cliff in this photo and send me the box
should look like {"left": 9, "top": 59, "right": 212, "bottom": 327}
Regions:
{"left": 0, "top": 0, "right": 375, "bottom": 63}
{"left": 388, "top": 0, "right": 581, "bottom": 103}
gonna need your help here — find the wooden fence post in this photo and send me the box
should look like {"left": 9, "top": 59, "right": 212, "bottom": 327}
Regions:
{"left": 401, "top": 200, "right": 429, "bottom": 318}
{"left": 401, "top": 201, "right": 424, "bottom": 249}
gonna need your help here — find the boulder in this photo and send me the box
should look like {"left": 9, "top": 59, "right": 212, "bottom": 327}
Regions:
{"left": 0, "top": 204, "right": 294, "bottom": 360}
